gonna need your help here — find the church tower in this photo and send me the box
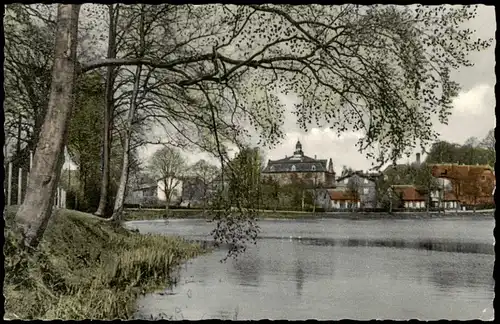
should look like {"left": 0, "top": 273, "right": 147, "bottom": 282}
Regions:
{"left": 293, "top": 140, "right": 304, "bottom": 157}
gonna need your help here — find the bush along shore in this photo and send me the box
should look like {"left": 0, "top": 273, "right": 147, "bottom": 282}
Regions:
{"left": 3, "top": 208, "right": 204, "bottom": 320}
{"left": 123, "top": 208, "right": 495, "bottom": 221}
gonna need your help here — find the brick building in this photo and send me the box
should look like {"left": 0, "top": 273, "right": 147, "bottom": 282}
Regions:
{"left": 428, "top": 164, "right": 495, "bottom": 206}
{"left": 261, "top": 140, "right": 336, "bottom": 188}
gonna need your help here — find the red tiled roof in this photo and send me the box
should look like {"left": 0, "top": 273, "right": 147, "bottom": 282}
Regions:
{"left": 328, "top": 189, "right": 359, "bottom": 201}
{"left": 428, "top": 164, "right": 494, "bottom": 179}
{"left": 392, "top": 185, "right": 426, "bottom": 201}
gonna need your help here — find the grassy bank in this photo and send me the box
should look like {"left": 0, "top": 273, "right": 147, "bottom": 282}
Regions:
{"left": 124, "top": 208, "right": 203, "bottom": 221}
{"left": 123, "top": 208, "right": 313, "bottom": 220}
{"left": 3, "top": 207, "right": 204, "bottom": 320}
{"left": 124, "top": 208, "right": 495, "bottom": 221}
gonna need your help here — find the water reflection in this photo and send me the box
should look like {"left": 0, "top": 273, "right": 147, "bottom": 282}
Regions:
{"left": 427, "top": 257, "right": 494, "bottom": 291}
{"left": 231, "top": 248, "right": 262, "bottom": 287}
{"left": 130, "top": 218, "right": 494, "bottom": 320}
{"left": 294, "top": 259, "right": 305, "bottom": 296}
{"left": 296, "top": 237, "right": 494, "bottom": 255}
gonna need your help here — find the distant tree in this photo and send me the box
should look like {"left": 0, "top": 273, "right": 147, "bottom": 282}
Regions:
{"left": 261, "top": 177, "right": 280, "bottom": 211}
{"left": 148, "top": 146, "right": 187, "bottom": 216}
{"left": 286, "top": 174, "right": 309, "bottom": 211}
{"left": 425, "top": 141, "right": 461, "bottom": 164}
{"left": 426, "top": 140, "right": 494, "bottom": 168}
{"left": 190, "top": 159, "right": 219, "bottom": 213}
{"left": 479, "top": 129, "right": 495, "bottom": 166}
{"left": 310, "top": 173, "right": 322, "bottom": 213}
{"left": 225, "top": 147, "right": 262, "bottom": 208}
{"left": 413, "top": 164, "right": 439, "bottom": 212}
{"left": 463, "top": 136, "right": 480, "bottom": 148}
{"left": 480, "top": 129, "right": 495, "bottom": 152}
{"left": 346, "top": 178, "right": 360, "bottom": 212}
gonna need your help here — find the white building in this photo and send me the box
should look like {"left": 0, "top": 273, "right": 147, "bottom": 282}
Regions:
{"left": 125, "top": 176, "right": 184, "bottom": 206}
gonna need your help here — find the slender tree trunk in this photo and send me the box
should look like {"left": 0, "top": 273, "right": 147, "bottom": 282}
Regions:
{"left": 110, "top": 65, "right": 143, "bottom": 221}
{"left": 95, "top": 4, "right": 118, "bottom": 216}
{"left": 165, "top": 198, "right": 170, "bottom": 218}
{"left": 15, "top": 4, "right": 80, "bottom": 249}
{"left": 202, "top": 187, "right": 207, "bottom": 217}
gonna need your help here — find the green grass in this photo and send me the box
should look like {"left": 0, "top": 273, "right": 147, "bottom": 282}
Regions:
{"left": 124, "top": 208, "right": 495, "bottom": 221}
{"left": 3, "top": 207, "right": 204, "bottom": 320}
{"left": 124, "top": 209, "right": 204, "bottom": 221}
{"left": 124, "top": 208, "right": 324, "bottom": 220}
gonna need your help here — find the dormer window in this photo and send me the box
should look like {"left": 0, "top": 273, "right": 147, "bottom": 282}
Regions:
{"left": 291, "top": 165, "right": 296, "bottom": 171}
{"left": 270, "top": 166, "right": 275, "bottom": 172}
{"left": 312, "top": 165, "right": 316, "bottom": 171}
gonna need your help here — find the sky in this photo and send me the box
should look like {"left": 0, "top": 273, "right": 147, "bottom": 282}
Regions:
{"left": 64, "top": 5, "right": 496, "bottom": 175}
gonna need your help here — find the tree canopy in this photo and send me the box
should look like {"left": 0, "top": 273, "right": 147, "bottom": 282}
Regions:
{"left": 8, "top": 4, "right": 493, "bottom": 257}
{"left": 425, "top": 133, "right": 495, "bottom": 167}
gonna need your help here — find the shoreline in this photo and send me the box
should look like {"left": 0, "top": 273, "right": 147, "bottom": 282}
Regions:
{"left": 124, "top": 208, "right": 495, "bottom": 221}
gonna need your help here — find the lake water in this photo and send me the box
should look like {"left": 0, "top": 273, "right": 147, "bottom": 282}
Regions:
{"left": 125, "top": 216, "right": 495, "bottom": 320}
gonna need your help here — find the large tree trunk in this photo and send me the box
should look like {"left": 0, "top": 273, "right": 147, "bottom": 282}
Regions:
{"left": 95, "top": 4, "right": 118, "bottom": 217}
{"left": 110, "top": 65, "right": 143, "bottom": 221}
{"left": 15, "top": 4, "right": 80, "bottom": 249}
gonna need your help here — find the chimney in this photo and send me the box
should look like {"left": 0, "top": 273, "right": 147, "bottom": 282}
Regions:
{"left": 314, "top": 155, "right": 317, "bottom": 160}
{"left": 416, "top": 153, "right": 421, "bottom": 165}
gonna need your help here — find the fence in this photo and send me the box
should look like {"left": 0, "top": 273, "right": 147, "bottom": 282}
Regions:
{"left": 5, "top": 151, "right": 66, "bottom": 209}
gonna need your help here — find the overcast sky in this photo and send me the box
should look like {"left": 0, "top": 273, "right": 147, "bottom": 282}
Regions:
{"left": 64, "top": 5, "right": 496, "bottom": 175}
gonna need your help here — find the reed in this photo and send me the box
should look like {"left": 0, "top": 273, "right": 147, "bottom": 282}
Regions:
{"left": 3, "top": 207, "right": 204, "bottom": 320}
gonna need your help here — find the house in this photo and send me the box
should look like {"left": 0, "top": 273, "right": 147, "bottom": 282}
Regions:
{"left": 391, "top": 185, "right": 427, "bottom": 209}
{"left": 328, "top": 188, "right": 360, "bottom": 210}
{"left": 428, "top": 163, "right": 495, "bottom": 206}
{"left": 261, "top": 140, "right": 336, "bottom": 188}
{"left": 125, "top": 183, "right": 159, "bottom": 205}
{"left": 429, "top": 190, "right": 460, "bottom": 210}
{"left": 335, "top": 171, "right": 381, "bottom": 209}
{"left": 125, "top": 176, "right": 184, "bottom": 206}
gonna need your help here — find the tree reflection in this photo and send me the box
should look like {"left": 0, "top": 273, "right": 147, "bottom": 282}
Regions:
{"left": 295, "top": 259, "right": 305, "bottom": 296}
{"left": 231, "top": 248, "right": 262, "bottom": 287}
{"left": 427, "top": 257, "right": 494, "bottom": 291}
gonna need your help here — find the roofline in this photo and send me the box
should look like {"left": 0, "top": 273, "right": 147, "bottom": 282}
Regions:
{"left": 427, "top": 163, "right": 494, "bottom": 170}
{"left": 262, "top": 170, "right": 333, "bottom": 174}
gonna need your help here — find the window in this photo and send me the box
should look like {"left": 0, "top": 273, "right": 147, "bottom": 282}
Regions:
{"left": 312, "top": 165, "right": 316, "bottom": 171}
{"left": 270, "top": 166, "right": 275, "bottom": 171}
{"left": 363, "top": 188, "right": 369, "bottom": 195}
{"left": 364, "top": 178, "right": 368, "bottom": 184}
{"left": 291, "top": 165, "right": 296, "bottom": 171}
{"left": 344, "top": 179, "right": 348, "bottom": 184}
